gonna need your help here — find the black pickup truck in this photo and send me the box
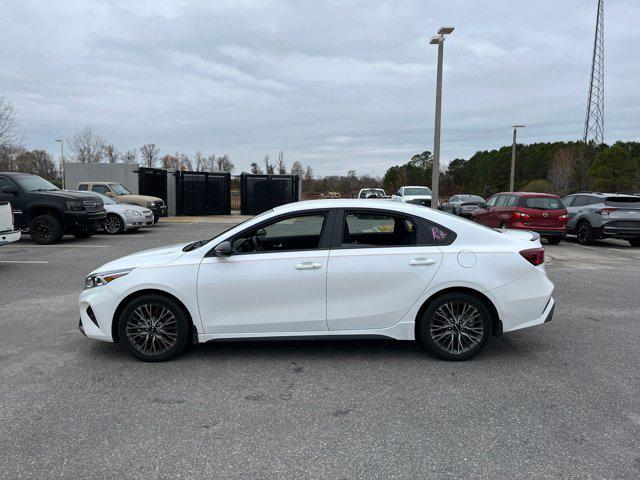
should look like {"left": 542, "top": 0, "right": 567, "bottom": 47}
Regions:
{"left": 0, "top": 172, "right": 107, "bottom": 244}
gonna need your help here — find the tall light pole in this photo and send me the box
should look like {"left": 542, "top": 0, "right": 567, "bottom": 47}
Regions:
{"left": 429, "top": 26, "right": 454, "bottom": 208}
{"left": 509, "top": 125, "right": 525, "bottom": 192}
{"left": 55, "top": 139, "right": 64, "bottom": 188}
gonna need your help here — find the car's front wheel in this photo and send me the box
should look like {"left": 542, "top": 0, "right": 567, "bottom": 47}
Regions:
{"left": 103, "top": 214, "right": 124, "bottom": 235}
{"left": 418, "top": 293, "right": 491, "bottom": 361}
{"left": 117, "top": 294, "right": 190, "bottom": 362}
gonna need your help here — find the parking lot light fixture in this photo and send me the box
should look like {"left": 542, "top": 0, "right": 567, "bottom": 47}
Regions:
{"left": 510, "top": 125, "right": 526, "bottom": 192}
{"left": 429, "top": 26, "right": 454, "bottom": 208}
{"left": 55, "top": 139, "right": 64, "bottom": 188}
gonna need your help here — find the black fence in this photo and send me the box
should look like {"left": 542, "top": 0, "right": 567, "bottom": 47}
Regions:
{"left": 240, "top": 174, "right": 300, "bottom": 215}
{"left": 138, "top": 167, "right": 167, "bottom": 203}
{"left": 176, "top": 171, "right": 231, "bottom": 216}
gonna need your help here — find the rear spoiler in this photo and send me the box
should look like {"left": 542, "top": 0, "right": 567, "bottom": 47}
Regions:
{"left": 495, "top": 229, "right": 540, "bottom": 242}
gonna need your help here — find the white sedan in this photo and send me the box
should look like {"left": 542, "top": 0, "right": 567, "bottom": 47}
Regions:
{"left": 79, "top": 199, "right": 555, "bottom": 362}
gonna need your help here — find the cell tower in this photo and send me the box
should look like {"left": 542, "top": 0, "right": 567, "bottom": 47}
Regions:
{"left": 583, "top": 0, "right": 604, "bottom": 144}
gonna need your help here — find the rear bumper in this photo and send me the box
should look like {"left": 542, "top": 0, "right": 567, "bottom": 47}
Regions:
{"left": 0, "top": 229, "right": 21, "bottom": 245}
{"left": 511, "top": 223, "right": 567, "bottom": 237}
{"left": 601, "top": 225, "right": 640, "bottom": 238}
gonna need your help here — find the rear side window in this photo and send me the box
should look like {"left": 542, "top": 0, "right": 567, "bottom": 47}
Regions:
{"left": 343, "top": 212, "right": 416, "bottom": 247}
{"left": 519, "top": 197, "right": 563, "bottom": 210}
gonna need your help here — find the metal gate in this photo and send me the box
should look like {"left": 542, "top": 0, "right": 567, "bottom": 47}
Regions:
{"left": 138, "top": 167, "right": 167, "bottom": 203}
{"left": 176, "top": 171, "right": 231, "bottom": 216}
{"left": 240, "top": 174, "right": 300, "bottom": 215}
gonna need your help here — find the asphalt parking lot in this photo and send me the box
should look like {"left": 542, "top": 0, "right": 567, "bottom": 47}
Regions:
{"left": 1, "top": 223, "right": 640, "bottom": 479}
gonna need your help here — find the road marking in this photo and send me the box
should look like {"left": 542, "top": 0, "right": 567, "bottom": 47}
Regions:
{"left": 0, "top": 260, "right": 48, "bottom": 264}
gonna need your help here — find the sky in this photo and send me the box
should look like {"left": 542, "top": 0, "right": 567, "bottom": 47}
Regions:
{"left": 0, "top": 0, "right": 638, "bottom": 177}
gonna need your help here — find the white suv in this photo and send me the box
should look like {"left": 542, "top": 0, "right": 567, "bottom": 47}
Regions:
{"left": 0, "top": 201, "right": 20, "bottom": 246}
{"left": 391, "top": 186, "right": 433, "bottom": 206}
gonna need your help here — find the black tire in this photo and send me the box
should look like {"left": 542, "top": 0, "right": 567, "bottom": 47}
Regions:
{"left": 545, "top": 236, "right": 562, "bottom": 245}
{"left": 118, "top": 294, "right": 190, "bottom": 362}
{"left": 153, "top": 213, "right": 160, "bottom": 224}
{"left": 72, "top": 228, "right": 95, "bottom": 239}
{"left": 418, "top": 293, "right": 491, "bottom": 361}
{"left": 500, "top": 222, "right": 507, "bottom": 230}
{"left": 103, "top": 214, "right": 124, "bottom": 235}
{"left": 29, "top": 214, "right": 63, "bottom": 245}
{"left": 629, "top": 238, "right": 640, "bottom": 247}
{"left": 576, "top": 220, "right": 595, "bottom": 245}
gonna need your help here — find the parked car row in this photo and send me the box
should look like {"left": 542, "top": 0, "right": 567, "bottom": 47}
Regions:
{"left": 0, "top": 172, "right": 166, "bottom": 245}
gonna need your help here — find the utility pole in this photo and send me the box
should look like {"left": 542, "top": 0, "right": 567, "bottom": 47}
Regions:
{"left": 509, "top": 126, "right": 525, "bottom": 192}
{"left": 429, "top": 26, "right": 454, "bottom": 208}
{"left": 55, "top": 139, "right": 64, "bottom": 188}
{"left": 583, "top": 0, "right": 604, "bottom": 144}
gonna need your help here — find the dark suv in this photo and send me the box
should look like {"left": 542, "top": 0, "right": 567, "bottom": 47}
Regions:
{"left": 0, "top": 172, "right": 106, "bottom": 244}
{"left": 562, "top": 192, "right": 640, "bottom": 246}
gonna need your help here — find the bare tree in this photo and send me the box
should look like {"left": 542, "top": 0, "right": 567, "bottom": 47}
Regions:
{"left": 0, "top": 96, "right": 18, "bottom": 149}
{"left": 122, "top": 149, "right": 138, "bottom": 164}
{"left": 67, "top": 126, "right": 104, "bottom": 163}
{"left": 139, "top": 144, "right": 159, "bottom": 168}
{"left": 290, "top": 161, "right": 304, "bottom": 177}
{"left": 102, "top": 144, "right": 120, "bottom": 164}
{"left": 176, "top": 152, "right": 192, "bottom": 171}
{"left": 304, "top": 165, "right": 314, "bottom": 180}
{"left": 264, "top": 154, "right": 275, "bottom": 175}
{"left": 250, "top": 162, "right": 263, "bottom": 174}
{"left": 194, "top": 151, "right": 207, "bottom": 171}
{"left": 277, "top": 150, "right": 287, "bottom": 174}
{"left": 215, "top": 154, "right": 235, "bottom": 173}
{"left": 548, "top": 148, "right": 575, "bottom": 196}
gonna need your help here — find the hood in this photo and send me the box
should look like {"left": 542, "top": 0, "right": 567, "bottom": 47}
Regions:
{"left": 105, "top": 203, "right": 152, "bottom": 214}
{"left": 116, "top": 194, "right": 162, "bottom": 204}
{"left": 44, "top": 190, "right": 103, "bottom": 202}
{"left": 90, "top": 243, "right": 188, "bottom": 274}
{"left": 404, "top": 195, "right": 432, "bottom": 200}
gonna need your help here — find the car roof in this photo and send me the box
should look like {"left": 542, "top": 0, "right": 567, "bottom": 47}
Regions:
{"left": 273, "top": 199, "right": 435, "bottom": 215}
{"left": 79, "top": 181, "right": 120, "bottom": 184}
{"left": 0, "top": 172, "right": 38, "bottom": 177}
{"left": 495, "top": 192, "right": 559, "bottom": 198}
{"left": 570, "top": 192, "right": 639, "bottom": 198}
{"left": 402, "top": 186, "right": 430, "bottom": 189}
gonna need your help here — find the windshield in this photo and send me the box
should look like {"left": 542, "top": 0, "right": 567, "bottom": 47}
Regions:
{"left": 110, "top": 183, "right": 131, "bottom": 195}
{"left": 520, "top": 197, "right": 563, "bottom": 210}
{"left": 15, "top": 175, "right": 59, "bottom": 192}
{"left": 459, "top": 195, "right": 484, "bottom": 202}
{"left": 405, "top": 187, "right": 432, "bottom": 196}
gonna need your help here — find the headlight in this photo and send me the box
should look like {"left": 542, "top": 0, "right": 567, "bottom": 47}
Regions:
{"left": 66, "top": 200, "right": 85, "bottom": 211}
{"left": 84, "top": 269, "right": 133, "bottom": 289}
{"left": 124, "top": 209, "right": 142, "bottom": 216}
{"left": 148, "top": 201, "right": 156, "bottom": 207}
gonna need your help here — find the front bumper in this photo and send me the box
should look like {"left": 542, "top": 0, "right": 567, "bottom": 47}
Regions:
{"left": 0, "top": 229, "right": 21, "bottom": 245}
{"left": 79, "top": 286, "right": 118, "bottom": 342}
{"left": 150, "top": 206, "right": 167, "bottom": 219}
{"left": 62, "top": 210, "right": 107, "bottom": 231}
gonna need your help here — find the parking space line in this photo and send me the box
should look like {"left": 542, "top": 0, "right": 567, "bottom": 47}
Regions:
{"left": 10, "top": 244, "right": 109, "bottom": 248}
{"left": 0, "top": 260, "right": 49, "bottom": 264}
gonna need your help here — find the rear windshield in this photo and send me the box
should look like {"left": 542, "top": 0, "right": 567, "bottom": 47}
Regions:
{"left": 519, "top": 197, "right": 563, "bottom": 210}
{"left": 459, "top": 195, "right": 484, "bottom": 202}
{"left": 605, "top": 196, "right": 640, "bottom": 207}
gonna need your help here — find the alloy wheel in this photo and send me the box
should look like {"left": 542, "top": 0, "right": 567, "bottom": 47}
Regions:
{"left": 34, "top": 219, "right": 54, "bottom": 240}
{"left": 104, "top": 215, "right": 122, "bottom": 234}
{"left": 429, "top": 301, "right": 484, "bottom": 355}
{"left": 577, "top": 223, "right": 589, "bottom": 242}
{"left": 125, "top": 304, "right": 179, "bottom": 356}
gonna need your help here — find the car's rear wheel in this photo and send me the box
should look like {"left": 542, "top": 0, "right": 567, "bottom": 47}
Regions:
{"left": 576, "top": 220, "right": 595, "bottom": 245}
{"left": 29, "top": 214, "right": 63, "bottom": 245}
{"left": 103, "top": 214, "right": 124, "bottom": 235}
{"left": 118, "top": 295, "right": 190, "bottom": 362}
{"left": 545, "top": 236, "right": 562, "bottom": 245}
{"left": 500, "top": 222, "right": 507, "bottom": 230}
{"left": 418, "top": 293, "right": 491, "bottom": 361}
{"left": 629, "top": 238, "right": 640, "bottom": 247}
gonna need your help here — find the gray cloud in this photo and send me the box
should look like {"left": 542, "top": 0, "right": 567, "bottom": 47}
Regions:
{"left": 1, "top": 0, "right": 638, "bottom": 176}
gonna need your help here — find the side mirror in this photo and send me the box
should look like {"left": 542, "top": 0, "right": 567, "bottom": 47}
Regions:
{"left": 2, "top": 185, "right": 18, "bottom": 195}
{"left": 214, "top": 240, "right": 232, "bottom": 257}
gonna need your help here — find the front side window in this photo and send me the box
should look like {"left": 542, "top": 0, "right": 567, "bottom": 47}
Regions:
{"left": 450, "top": 196, "right": 459, "bottom": 202}
{"left": 0, "top": 177, "right": 15, "bottom": 191}
{"left": 110, "top": 183, "right": 131, "bottom": 195}
{"left": 485, "top": 195, "right": 498, "bottom": 208}
{"left": 342, "top": 211, "right": 416, "bottom": 247}
{"left": 232, "top": 214, "right": 326, "bottom": 254}
{"left": 572, "top": 196, "right": 589, "bottom": 207}
{"left": 77, "top": 184, "right": 88, "bottom": 191}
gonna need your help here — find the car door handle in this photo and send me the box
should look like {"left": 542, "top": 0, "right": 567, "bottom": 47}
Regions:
{"left": 409, "top": 258, "right": 437, "bottom": 266}
{"left": 295, "top": 262, "right": 322, "bottom": 270}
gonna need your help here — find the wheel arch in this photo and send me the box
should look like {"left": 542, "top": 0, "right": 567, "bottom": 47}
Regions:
{"left": 414, "top": 286, "right": 502, "bottom": 338}
{"left": 27, "top": 204, "right": 63, "bottom": 223}
{"left": 111, "top": 288, "right": 198, "bottom": 343}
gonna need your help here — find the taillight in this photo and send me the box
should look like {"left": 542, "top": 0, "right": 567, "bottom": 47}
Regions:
{"left": 598, "top": 208, "right": 617, "bottom": 215}
{"left": 558, "top": 214, "right": 568, "bottom": 221}
{"left": 512, "top": 211, "right": 531, "bottom": 220}
{"left": 520, "top": 247, "right": 545, "bottom": 266}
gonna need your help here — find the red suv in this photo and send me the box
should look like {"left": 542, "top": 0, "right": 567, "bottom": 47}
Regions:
{"left": 472, "top": 192, "right": 568, "bottom": 244}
